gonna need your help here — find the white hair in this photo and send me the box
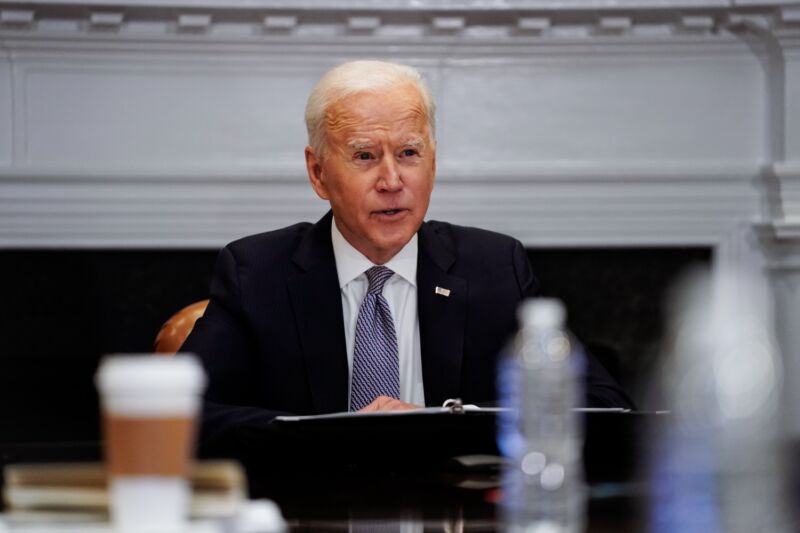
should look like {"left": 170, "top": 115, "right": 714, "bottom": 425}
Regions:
{"left": 304, "top": 60, "right": 436, "bottom": 159}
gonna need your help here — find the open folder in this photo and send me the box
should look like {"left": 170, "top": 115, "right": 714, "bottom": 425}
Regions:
{"left": 270, "top": 403, "right": 501, "bottom": 436}
{"left": 273, "top": 405, "right": 628, "bottom": 423}
{"left": 274, "top": 402, "right": 495, "bottom": 422}
{"left": 253, "top": 403, "right": 503, "bottom": 471}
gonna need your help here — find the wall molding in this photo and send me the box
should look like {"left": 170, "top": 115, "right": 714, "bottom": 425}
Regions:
{"left": 0, "top": 159, "right": 761, "bottom": 182}
{"left": 768, "top": 161, "right": 800, "bottom": 242}
{"left": 0, "top": 159, "right": 761, "bottom": 248}
{"left": 1, "top": 1, "right": 799, "bottom": 47}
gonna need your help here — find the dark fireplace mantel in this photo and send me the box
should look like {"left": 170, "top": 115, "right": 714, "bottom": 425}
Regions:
{"left": 0, "top": 246, "right": 710, "bottom": 443}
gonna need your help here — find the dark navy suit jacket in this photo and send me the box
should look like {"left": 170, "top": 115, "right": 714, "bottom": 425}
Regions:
{"left": 182, "top": 211, "right": 632, "bottom": 453}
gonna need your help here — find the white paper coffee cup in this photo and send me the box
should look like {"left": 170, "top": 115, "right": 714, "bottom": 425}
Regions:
{"left": 96, "top": 354, "right": 206, "bottom": 532}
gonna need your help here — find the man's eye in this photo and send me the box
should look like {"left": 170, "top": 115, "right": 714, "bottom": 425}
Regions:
{"left": 401, "top": 149, "right": 418, "bottom": 157}
{"left": 355, "top": 152, "right": 373, "bottom": 161}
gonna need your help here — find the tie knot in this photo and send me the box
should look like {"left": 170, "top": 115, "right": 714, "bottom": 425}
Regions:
{"left": 365, "top": 266, "right": 393, "bottom": 294}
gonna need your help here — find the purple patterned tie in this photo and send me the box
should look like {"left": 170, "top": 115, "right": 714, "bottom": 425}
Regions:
{"left": 349, "top": 266, "right": 400, "bottom": 411}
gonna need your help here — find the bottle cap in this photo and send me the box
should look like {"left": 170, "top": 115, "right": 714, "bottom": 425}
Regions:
{"left": 518, "top": 298, "right": 566, "bottom": 329}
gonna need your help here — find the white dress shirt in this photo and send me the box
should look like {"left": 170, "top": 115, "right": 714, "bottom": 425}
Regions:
{"left": 331, "top": 218, "right": 426, "bottom": 406}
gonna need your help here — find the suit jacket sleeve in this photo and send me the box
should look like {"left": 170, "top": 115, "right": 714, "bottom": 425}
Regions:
{"left": 181, "top": 246, "right": 289, "bottom": 457}
{"left": 514, "top": 239, "right": 538, "bottom": 300}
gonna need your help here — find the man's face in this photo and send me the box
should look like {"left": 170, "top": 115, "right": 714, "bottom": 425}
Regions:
{"left": 305, "top": 83, "right": 436, "bottom": 265}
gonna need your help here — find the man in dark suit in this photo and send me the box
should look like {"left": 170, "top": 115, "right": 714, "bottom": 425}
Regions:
{"left": 182, "top": 60, "right": 631, "bottom": 453}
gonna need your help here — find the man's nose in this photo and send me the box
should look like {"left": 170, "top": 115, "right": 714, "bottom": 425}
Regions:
{"left": 376, "top": 156, "right": 403, "bottom": 192}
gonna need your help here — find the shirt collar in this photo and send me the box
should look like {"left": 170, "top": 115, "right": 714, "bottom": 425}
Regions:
{"left": 331, "top": 216, "right": 418, "bottom": 289}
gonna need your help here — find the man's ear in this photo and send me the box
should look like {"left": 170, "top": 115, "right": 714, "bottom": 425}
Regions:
{"left": 431, "top": 143, "right": 437, "bottom": 177}
{"left": 305, "top": 146, "right": 330, "bottom": 201}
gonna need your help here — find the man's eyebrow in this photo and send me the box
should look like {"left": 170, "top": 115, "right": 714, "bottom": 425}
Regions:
{"left": 346, "top": 140, "right": 374, "bottom": 151}
{"left": 402, "top": 138, "right": 426, "bottom": 149}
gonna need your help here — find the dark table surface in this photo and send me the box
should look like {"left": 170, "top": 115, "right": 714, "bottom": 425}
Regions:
{"left": 2, "top": 412, "right": 797, "bottom": 532}
{"left": 0, "top": 411, "right": 650, "bottom": 532}
{"left": 0, "top": 442, "right": 644, "bottom": 532}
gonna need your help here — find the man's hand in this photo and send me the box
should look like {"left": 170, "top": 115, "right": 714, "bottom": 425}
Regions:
{"left": 358, "top": 395, "right": 420, "bottom": 412}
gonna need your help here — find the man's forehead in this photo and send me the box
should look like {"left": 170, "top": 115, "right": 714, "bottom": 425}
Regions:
{"left": 327, "top": 104, "right": 427, "bottom": 128}
{"left": 325, "top": 86, "right": 428, "bottom": 128}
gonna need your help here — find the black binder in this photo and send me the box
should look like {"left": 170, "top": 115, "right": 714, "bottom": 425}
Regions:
{"left": 263, "top": 403, "right": 647, "bottom": 483}
{"left": 268, "top": 405, "right": 501, "bottom": 471}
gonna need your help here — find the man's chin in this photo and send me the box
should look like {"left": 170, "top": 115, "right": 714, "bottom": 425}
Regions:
{"left": 367, "top": 233, "right": 416, "bottom": 263}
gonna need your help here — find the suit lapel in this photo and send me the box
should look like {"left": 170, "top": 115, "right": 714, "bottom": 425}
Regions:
{"left": 417, "top": 222, "right": 467, "bottom": 406}
{"left": 286, "top": 212, "right": 349, "bottom": 414}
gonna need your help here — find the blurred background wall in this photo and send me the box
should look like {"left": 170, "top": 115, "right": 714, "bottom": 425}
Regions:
{"left": 1, "top": 0, "right": 798, "bottom": 438}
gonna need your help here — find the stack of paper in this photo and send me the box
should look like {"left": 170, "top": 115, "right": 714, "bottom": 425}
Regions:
{"left": 3, "top": 461, "right": 246, "bottom": 524}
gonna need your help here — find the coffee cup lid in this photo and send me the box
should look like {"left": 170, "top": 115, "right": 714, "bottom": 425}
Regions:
{"left": 96, "top": 354, "right": 206, "bottom": 395}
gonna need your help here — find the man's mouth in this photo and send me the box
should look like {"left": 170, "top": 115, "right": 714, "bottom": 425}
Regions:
{"left": 375, "top": 208, "right": 406, "bottom": 216}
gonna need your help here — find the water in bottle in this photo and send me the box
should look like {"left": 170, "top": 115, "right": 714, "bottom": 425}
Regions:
{"left": 498, "top": 298, "right": 586, "bottom": 533}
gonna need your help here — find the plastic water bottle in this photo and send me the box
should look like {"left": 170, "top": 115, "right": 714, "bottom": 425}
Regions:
{"left": 649, "top": 268, "right": 791, "bottom": 533}
{"left": 498, "top": 298, "right": 586, "bottom": 533}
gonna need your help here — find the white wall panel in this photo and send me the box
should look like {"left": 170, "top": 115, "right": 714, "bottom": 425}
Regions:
{"left": 439, "top": 57, "right": 763, "bottom": 164}
{"left": 22, "top": 65, "right": 313, "bottom": 167}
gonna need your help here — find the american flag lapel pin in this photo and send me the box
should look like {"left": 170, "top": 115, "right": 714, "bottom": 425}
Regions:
{"left": 435, "top": 286, "right": 451, "bottom": 297}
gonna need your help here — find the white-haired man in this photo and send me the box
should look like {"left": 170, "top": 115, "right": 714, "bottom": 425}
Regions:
{"left": 182, "top": 60, "right": 632, "bottom": 453}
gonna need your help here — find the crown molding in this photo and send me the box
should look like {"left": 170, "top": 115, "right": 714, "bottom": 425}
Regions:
{"left": 0, "top": 1, "right": 749, "bottom": 11}
{"left": 1, "top": 1, "right": 798, "bottom": 48}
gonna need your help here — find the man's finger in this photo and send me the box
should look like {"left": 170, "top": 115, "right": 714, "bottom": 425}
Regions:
{"left": 358, "top": 395, "right": 419, "bottom": 412}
